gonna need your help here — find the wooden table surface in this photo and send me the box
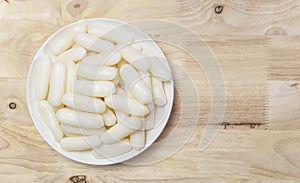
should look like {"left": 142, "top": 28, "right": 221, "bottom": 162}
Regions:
{"left": 1, "top": 0, "right": 300, "bottom": 182}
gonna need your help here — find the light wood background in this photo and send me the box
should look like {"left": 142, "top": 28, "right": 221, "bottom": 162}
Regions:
{"left": 1, "top": 0, "right": 300, "bottom": 182}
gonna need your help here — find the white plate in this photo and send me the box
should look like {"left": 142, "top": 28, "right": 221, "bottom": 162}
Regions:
{"left": 27, "top": 18, "right": 174, "bottom": 165}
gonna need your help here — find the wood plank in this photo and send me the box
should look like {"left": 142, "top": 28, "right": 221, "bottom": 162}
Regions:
{"left": 0, "top": 126, "right": 299, "bottom": 182}
{"left": 0, "top": 0, "right": 179, "bottom": 23}
{"left": 179, "top": 0, "right": 300, "bottom": 35}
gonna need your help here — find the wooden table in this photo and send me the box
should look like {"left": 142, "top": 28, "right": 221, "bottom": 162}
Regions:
{"left": 1, "top": 0, "right": 300, "bottom": 182}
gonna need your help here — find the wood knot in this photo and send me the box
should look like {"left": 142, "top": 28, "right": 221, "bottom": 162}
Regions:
{"left": 73, "top": 3, "right": 81, "bottom": 9}
{"left": 67, "top": 0, "right": 88, "bottom": 17}
{"left": 68, "top": 175, "right": 88, "bottom": 183}
{"left": 290, "top": 83, "right": 298, "bottom": 88}
{"left": 215, "top": 5, "right": 223, "bottom": 14}
{"left": 9, "top": 102, "right": 17, "bottom": 110}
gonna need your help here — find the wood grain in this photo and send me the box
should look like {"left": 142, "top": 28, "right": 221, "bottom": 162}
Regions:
{"left": 0, "top": 0, "right": 300, "bottom": 182}
{"left": 179, "top": 0, "right": 300, "bottom": 35}
{"left": 269, "top": 36, "right": 300, "bottom": 80}
{"left": 268, "top": 80, "right": 300, "bottom": 130}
